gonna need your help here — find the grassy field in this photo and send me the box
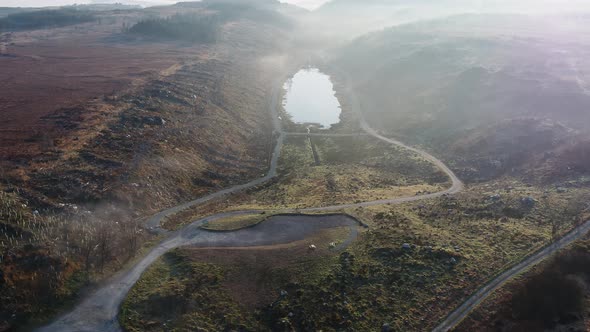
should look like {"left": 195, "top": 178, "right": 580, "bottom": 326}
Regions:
{"left": 162, "top": 135, "right": 449, "bottom": 230}
{"left": 457, "top": 234, "right": 590, "bottom": 332}
{"left": 124, "top": 177, "right": 590, "bottom": 331}
{"left": 255, "top": 135, "right": 449, "bottom": 208}
{"left": 120, "top": 227, "right": 352, "bottom": 331}
{"left": 200, "top": 213, "right": 269, "bottom": 231}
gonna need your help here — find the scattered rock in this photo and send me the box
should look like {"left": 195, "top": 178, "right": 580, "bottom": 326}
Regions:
{"left": 521, "top": 196, "right": 537, "bottom": 207}
{"left": 489, "top": 194, "right": 502, "bottom": 201}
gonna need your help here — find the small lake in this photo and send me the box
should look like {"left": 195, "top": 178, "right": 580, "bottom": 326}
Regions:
{"left": 282, "top": 68, "right": 341, "bottom": 128}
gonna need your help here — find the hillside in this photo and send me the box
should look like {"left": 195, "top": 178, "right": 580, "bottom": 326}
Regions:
{"left": 3, "top": 3, "right": 590, "bottom": 332}
{"left": 331, "top": 14, "right": 590, "bottom": 185}
{"left": 0, "top": 1, "right": 294, "bottom": 329}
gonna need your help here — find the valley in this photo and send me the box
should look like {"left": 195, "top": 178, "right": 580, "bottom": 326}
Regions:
{"left": 2, "top": 1, "right": 590, "bottom": 332}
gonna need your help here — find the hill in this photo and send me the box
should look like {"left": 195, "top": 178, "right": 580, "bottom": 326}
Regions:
{"left": 0, "top": 1, "right": 293, "bottom": 329}
{"left": 331, "top": 14, "right": 590, "bottom": 185}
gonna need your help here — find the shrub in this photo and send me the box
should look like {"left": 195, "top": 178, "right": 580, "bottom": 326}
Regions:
{"left": 512, "top": 271, "right": 584, "bottom": 325}
{"left": 0, "top": 9, "right": 94, "bottom": 32}
{"left": 128, "top": 14, "right": 221, "bottom": 43}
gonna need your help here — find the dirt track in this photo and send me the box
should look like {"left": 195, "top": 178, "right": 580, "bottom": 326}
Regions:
{"left": 38, "top": 69, "right": 465, "bottom": 332}
{"left": 433, "top": 217, "right": 590, "bottom": 332}
{"left": 145, "top": 73, "right": 464, "bottom": 231}
{"left": 37, "top": 214, "right": 360, "bottom": 332}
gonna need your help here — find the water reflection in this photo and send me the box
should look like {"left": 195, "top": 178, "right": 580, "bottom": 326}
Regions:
{"left": 282, "top": 68, "right": 341, "bottom": 128}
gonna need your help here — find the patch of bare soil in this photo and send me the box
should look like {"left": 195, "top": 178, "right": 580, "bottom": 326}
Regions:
{"left": 181, "top": 227, "right": 347, "bottom": 309}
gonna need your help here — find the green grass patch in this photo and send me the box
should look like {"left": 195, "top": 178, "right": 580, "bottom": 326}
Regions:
{"left": 122, "top": 180, "right": 590, "bottom": 331}
{"left": 224, "top": 135, "right": 449, "bottom": 211}
{"left": 120, "top": 227, "right": 349, "bottom": 331}
{"left": 200, "top": 213, "right": 268, "bottom": 231}
{"left": 120, "top": 249, "right": 256, "bottom": 331}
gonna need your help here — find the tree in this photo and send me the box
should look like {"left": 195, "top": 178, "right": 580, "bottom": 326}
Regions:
{"left": 95, "top": 221, "right": 114, "bottom": 273}
{"left": 512, "top": 271, "right": 584, "bottom": 325}
{"left": 121, "top": 218, "right": 143, "bottom": 260}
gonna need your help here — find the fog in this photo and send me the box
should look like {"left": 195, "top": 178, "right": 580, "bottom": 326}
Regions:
{"left": 2, "top": 0, "right": 590, "bottom": 331}
{"left": 2, "top": 0, "right": 329, "bottom": 9}
{"left": 279, "top": 0, "right": 328, "bottom": 10}
{"left": 289, "top": 0, "right": 590, "bottom": 46}
{"left": 0, "top": 0, "right": 176, "bottom": 7}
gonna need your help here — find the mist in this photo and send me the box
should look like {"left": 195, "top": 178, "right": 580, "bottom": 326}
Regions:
{"left": 1, "top": 0, "right": 178, "bottom": 8}
{"left": 2, "top": 0, "right": 590, "bottom": 331}
{"left": 287, "top": 0, "right": 590, "bottom": 46}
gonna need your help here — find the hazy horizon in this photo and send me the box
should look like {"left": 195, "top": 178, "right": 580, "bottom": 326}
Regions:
{"left": 2, "top": 0, "right": 590, "bottom": 331}
{"left": 1, "top": 0, "right": 329, "bottom": 10}
{"left": 4, "top": 0, "right": 590, "bottom": 14}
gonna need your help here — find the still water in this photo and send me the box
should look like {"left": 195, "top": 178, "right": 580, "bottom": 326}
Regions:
{"left": 282, "top": 68, "right": 341, "bottom": 128}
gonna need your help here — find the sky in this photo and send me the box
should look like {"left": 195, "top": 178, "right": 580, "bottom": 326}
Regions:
{"left": 1, "top": 0, "right": 330, "bottom": 10}
{"left": 279, "top": 0, "right": 328, "bottom": 10}
{"left": 4, "top": 0, "right": 590, "bottom": 12}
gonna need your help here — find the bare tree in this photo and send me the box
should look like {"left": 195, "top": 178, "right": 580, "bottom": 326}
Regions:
{"left": 120, "top": 218, "right": 143, "bottom": 260}
{"left": 95, "top": 221, "right": 114, "bottom": 273}
{"left": 78, "top": 225, "right": 96, "bottom": 281}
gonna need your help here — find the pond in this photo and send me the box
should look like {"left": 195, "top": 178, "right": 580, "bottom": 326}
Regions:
{"left": 282, "top": 67, "right": 342, "bottom": 128}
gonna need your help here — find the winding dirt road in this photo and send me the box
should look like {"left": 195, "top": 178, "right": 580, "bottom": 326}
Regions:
{"left": 145, "top": 75, "right": 463, "bottom": 230}
{"left": 37, "top": 214, "right": 360, "bottom": 332}
{"left": 38, "top": 69, "right": 465, "bottom": 332}
{"left": 144, "top": 77, "right": 287, "bottom": 231}
{"left": 38, "top": 64, "right": 590, "bottom": 332}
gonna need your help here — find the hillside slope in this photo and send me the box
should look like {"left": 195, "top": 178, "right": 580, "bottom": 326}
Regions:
{"left": 0, "top": 1, "right": 295, "bottom": 329}
{"left": 331, "top": 14, "right": 590, "bottom": 184}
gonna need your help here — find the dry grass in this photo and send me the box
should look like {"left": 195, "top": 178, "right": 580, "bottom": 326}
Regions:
{"left": 200, "top": 213, "right": 268, "bottom": 231}
{"left": 120, "top": 227, "right": 352, "bottom": 331}
{"left": 162, "top": 135, "right": 448, "bottom": 229}
{"left": 129, "top": 178, "right": 590, "bottom": 331}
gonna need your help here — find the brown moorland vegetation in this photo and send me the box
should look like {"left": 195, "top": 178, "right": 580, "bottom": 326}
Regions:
{"left": 457, "top": 235, "right": 590, "bottom": 332}
{"left": 331, "top": 15, "right": 590, "bottom": 187}
{"left": 0, "top": 3, "right": 293, "bottom": 329}
{"left": 123, "top": 180, "right": 590, "bottom": 331}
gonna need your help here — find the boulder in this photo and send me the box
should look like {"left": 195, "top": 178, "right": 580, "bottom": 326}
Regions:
{"left": 521, "top": 196, "right": 537, "bottom": 207}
